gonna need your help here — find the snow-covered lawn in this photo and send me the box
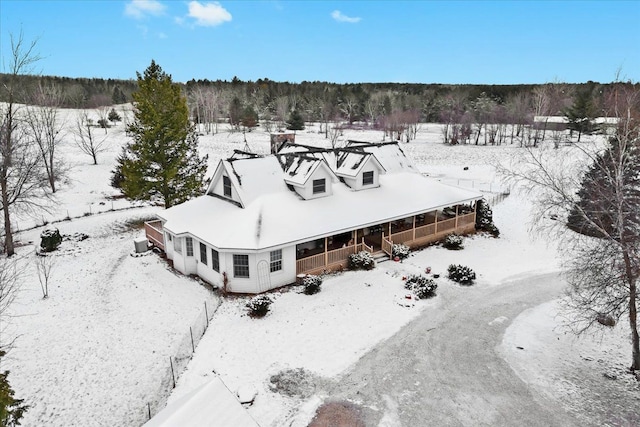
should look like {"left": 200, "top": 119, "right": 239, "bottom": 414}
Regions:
{"left": 2, "top": 112, "right": 635, "bottom": 427}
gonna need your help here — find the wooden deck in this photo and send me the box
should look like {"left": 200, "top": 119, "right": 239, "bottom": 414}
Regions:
{"left": 144, "top": 220, "right": 164, "bottom": 251}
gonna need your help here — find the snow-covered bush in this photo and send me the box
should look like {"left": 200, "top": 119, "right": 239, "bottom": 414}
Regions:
{"left": 392, "top": 243, "right": 410, "bottom": 260}
{"left": 302, "top": 274, "right": 322, "bottom": 295}
{"left": 443, "top": 233, "right": 464, "bottom": 250}
{"left": 404, "top": 274, "right": 437, "bottom": 299}
{"left": 40, "top": 228, "right": 62, "bottom": 252}
{"left": 348, "top": 251, "right": 375, "bottom": 270}
{"left": 246, "top": 295, "right": 273, "bottom": 317}
{"left": 447, "top": 264, "right": 476, "bottom": 286}
{"left": 476, "top": 199, "right": 500, "bottom": 237}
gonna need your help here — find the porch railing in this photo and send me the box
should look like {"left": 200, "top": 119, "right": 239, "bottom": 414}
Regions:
{"left": 144, "top": 220, "right": 164, "bottom": 251}
{"left": 295, "top": 211, "right": 477, "bottom": 275}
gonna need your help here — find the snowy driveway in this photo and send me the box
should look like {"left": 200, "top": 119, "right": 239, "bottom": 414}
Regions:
{"left": 319, "top": 272, "right": 580, "bottom": 427}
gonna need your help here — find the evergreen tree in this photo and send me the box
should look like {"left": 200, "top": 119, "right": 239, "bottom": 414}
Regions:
{"left": 240, "top": 105, "right": 259, "bottom": 131}
{"left": 228, "top": 97, "right": 242, "bottom": 129}
{"left": 107, "top": 108, "right": 121, "bottom": 123}
{"left": 286, "top": 109, "right": 305, "bottom": 131}
{"left": 565, "top": 89, "right": 599, "bottom": 142}
{"left": 115, "top": 60, "right": 208, "bottom": 208}
{"left": 0, "top": 351, "right": 29, "bottom": 426}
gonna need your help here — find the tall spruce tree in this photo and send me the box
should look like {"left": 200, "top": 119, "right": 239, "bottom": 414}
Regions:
{"left": 565, "top": 89, "right": 598, "bottom": 142}
{"left": 115, "top": 60, "right": 207, "bottom": 208}
{"left": 286, "top": 109, "right": 305, "bottom": 131}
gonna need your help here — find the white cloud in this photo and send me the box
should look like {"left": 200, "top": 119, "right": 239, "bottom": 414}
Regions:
{"left": 331, "top": 10, "right": 361, "bottom": 23}
{"left": 124, "top": 0, "right": 166, "bottom": 19}
{"left": 187, "top": 1, "right": 232, "bottom": 27}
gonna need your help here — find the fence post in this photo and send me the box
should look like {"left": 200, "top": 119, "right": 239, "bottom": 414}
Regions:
{"left": 204, "top": 302, "right": 209, "bottom": 327}
{"left": 148, "top": 402, "right": 151, "bottom": 420}
{"left": 169, "top": 357, "right": 175, "bottom": 388}
{"left": 189, "top": 326, "right": 195, "bottom": 354}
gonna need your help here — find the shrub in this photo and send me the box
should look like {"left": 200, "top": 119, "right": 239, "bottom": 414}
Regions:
{"left": 246, "top": 295, "right": 272, "bottom": 317}
{"left": 392, "top": 243, "right": 410, "bottom": 260}
{"left": 302, "top": 275, "right": 322, "bottom": 295}
{"left": 404, "top": 274, "right": 437, "bottom": 299}
{"left": 447, "top": 264, "right": 476, "bottom": 286}
{"left": 108, "top": 108, "right": 121, "bottom": 123}
{"left": 348, "top": 251, "right": 375, "bottom": 270}
{"left": 40, "top": 228, "right": 62, "bottom": 252}
{"left": 97, "top": 118, "right": 110, "bottom": 129}
{"left": 443, "top": 233, "right": 464, "bottom": 250}
{"left": 476, "top": 199, "right": 500, "bottom": 237}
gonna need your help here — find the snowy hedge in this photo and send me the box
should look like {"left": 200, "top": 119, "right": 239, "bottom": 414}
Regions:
{"left": 40, "top": 228, "right": 62, "bottom": 252}
{"left": 447, "top": 264, "right": 476, "bottom": 286}
{"left": 348, "top": 251, "right": 375, "bottom": 270}
{"left": 404, "top": 274, "right": 438, "bottom": 299}
{"left": 392, "top": 243, "right": 410, "bottom": 260}
{"left": 302, "top": 275, "right": 322, "bottom": 295}
{"left": 443, "top": 234, "right": 464, "bottom": 250}
{"left": 476, "top": 199, "right": 500, "bottom": 237}
{"left": 246, "top": 295, "right": 273, "bottom": 317}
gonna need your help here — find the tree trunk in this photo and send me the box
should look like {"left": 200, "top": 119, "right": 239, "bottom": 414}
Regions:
{"left": 630, "top": 279, "right": 640, "bottom": 370}
{"left": 1, "top": 186, "right": 14, "bottom": 256}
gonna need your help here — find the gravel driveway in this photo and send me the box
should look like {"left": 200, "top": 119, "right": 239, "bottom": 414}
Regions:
{"left": 319, "top": 272, "right": 580, "bottom": 427}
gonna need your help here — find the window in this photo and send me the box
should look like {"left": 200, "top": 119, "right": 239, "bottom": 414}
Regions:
{"left": 174, "top": 237, "right": 182, "bottom": 253}
{"left": 223, "top": 175, "right": 232, "bottom": 197}
{"left": 270, "top": 249, "right": 282, "bottom": 272}
{"left": 211, "top": 249, "right": 219, "bottom": 272}
{"left": 233, "top": 254, "right": 249, "bottom": 278}
{"left": 186, "top": 237, "right": 193, "bottom": 256}
{"left": 363, "top": 171, "right": 374, "bottom": 186}
{"left": 200, "top": 243, "right": 207, "bottom": 265}
{"left": 167, "top": 233, "right": 173, "bottom": 242}
{"left": 312, "top": 178, "right": 326, "bottom": 194}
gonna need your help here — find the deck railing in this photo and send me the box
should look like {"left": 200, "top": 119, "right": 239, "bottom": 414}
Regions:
{"left": 144, "top": 220, "right": 165, "bottom": 251}
{"left": 381, "top": 235, "right": 393, "bottom": 257}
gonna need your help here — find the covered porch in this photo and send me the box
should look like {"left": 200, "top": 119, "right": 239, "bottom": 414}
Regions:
{"left": 296, "top": 203, "right": 477, "bottom": 275}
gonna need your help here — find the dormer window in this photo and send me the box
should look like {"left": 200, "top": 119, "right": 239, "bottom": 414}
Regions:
{"left": 223, "top": 176, "right": 232, "bottom": 197}
{"left": 312, "top": 178, "right": 326, "bottom": 194}
{"left": 363, "top": 171, "right": 374, "bottom": 186}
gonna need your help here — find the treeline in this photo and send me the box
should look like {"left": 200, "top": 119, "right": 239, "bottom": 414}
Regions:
{"left": 1, "top": 73, "right": 637, "bottom": 138}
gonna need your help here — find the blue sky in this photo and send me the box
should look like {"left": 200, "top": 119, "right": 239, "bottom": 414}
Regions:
{"left": 1, "top": 0, "right": 638, "bottom": 84}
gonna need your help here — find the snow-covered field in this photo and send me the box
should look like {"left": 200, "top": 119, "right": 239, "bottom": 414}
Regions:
{"left": 2, "top": 110, "right": 637, "bottom": 426}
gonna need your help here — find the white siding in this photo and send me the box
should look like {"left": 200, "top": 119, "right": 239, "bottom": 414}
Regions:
{"left": 297, "top": 167, "right": 334, "bottom": 200}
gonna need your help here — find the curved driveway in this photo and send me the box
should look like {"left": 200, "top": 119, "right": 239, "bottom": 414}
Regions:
{"left": 321, "top": 272, "right": 580, "bottom": 427}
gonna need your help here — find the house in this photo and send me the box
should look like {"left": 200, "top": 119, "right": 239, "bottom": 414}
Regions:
{"left": 533, "top": 115, "right": 619, "bottom": 132}
{"left": 144, "top": 141, "right": 483, "bottom": 294}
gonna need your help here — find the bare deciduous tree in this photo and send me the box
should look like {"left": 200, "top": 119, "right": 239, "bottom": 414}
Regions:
{"left": 24, "top": 82, "right": 66, "bottom": 192}
{"left": 35, "top": 253, "right": 55, "bottom": 299}
{"left": 1, "top": 31, "right": 51, "bottom": 256}
{"left": 499, "top": 83, "right": 640, "bottom": 370}
{"left": 0, "top": 257, "right": 25, "bottom": 352}
{"left": 73, "top": 112, "right": 108, "bottom": 165}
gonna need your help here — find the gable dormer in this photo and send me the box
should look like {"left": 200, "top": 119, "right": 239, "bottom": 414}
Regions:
{"left": 278, "top": 153, "right": 336, "bottom": 200}
{"left": 206, "top": 161, "right": 244, "bottom": 207}
{"left": 334, "top": 150, "right": 385, "bottom": 191}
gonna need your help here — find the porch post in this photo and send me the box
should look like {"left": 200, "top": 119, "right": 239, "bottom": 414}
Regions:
{"left": 412, "top": 215, "right": 416, "bottom": 241}
{"left": 434, "top": 210, "right": 439, "bottom": 234}
{"left": 324, "top": 237, "right": 328, "bottom": 267}
{"left": 455, "top": 205, "right": 459, "bottom": 229}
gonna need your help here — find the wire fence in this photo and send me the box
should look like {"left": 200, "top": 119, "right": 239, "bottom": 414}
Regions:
{"left": 144, "top": 298, "right": 221, "bottom": 422}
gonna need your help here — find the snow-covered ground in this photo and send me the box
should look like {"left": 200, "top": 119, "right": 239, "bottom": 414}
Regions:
{"left": 1, "top": 111, "right": 636, "bottom": 427}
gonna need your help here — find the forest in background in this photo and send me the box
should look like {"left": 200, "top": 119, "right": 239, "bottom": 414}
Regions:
{"left": 1, "top": 72, "right": 637, "bottom": 145}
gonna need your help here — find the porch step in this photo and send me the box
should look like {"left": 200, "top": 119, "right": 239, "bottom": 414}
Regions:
{"left": 373, "top": 253, "right": 390, "bottom": 263}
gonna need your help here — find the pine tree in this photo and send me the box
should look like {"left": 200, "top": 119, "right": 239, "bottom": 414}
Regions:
{"left": 240, "top": 105, "right": 258, "bottom": 131}
{"left": 115, "top": 60, "right": 208, "bottom": 208}
{"left": 286, "top": 109, "right": 305, "bottom": 131}
{"left": 0, "top": 351, "right": 29, "bottom": 426}
{"left": 565, "top": 89, "right": 599, "bottom": 142}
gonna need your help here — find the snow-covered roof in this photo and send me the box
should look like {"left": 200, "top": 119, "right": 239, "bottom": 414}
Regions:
{"left": 144, "top": 377, "right": 258, "bottom": 427}
{"left": 160, "top": 170, "right": 483, "bottom": 251}
{"left": 334, "top": 150, "right": 384, "bottom": 178}
{"left": 224, "top": 156, "right": 289, "bottom": 205}
{"left": 534, "top": 116, "right": 620, "bottom": 125}
{"left": 277, "top": 153, "right": 325, "bottom": 186}
{"left": 345, "top": 140, "right": 418, "bottom": 173}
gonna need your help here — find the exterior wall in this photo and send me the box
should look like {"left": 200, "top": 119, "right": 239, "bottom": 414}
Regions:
{"left": 348, "top": 167, "right": 380, "bottom": 191}
{"left": 296, "top": 167, "right": 334, "bottom": 200}
{"left": 221, "top": 245, "right": 297, "bottom": 294}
